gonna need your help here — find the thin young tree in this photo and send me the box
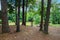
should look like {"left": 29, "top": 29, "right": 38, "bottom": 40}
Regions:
{"left": 1, "top": 0, "right": 10, "bottom": 33}
{"left": 15, "top": 0, "right": 18, "bottom": 25}
{"left": 16, "top": 0, "right": 20, "bottom": 32}
{"left": 39, "top": 0, "right": 44, "bottom": 31}
{"left": 24, "top": 0, "right": 28, "bottom": 26}
{"left": 44, "top": 0, "right": 51, "bottom": 34}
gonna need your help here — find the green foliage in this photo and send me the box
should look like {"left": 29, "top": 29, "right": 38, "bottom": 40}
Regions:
{"left": 34, "top": 14, "right": 41, "bottom": 24}
{"left": 8, "top": 3, "right": 14, "bottom": 14}
{"left": 1, "top": 0, "right": 60, "bottom": 25}
{"left": 28, "top": 0, "right": 36, "bottom": 5}
{"left": 50, "top": 3, "right": 60, "bottom": 24}
{"left": 8, "top": 12, "right": 16, "bottom": 22}
{"left": 0, "top": 20, "right": 1, "bottom": 24}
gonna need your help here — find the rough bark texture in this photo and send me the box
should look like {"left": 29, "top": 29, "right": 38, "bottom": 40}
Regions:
{"left": 16, "top": 0, "right": 20, "bottom": 32}
{"left": 44, "top": 0, "right": 51, "bottom": 34}
{"left": 39, "top": 0, "right": 44, "bottom": 31}
{"left": 22, "top": 0, "right": 25, "bottom": 25}
{"left": 1, "top": 0, "right": 10, "bottom": 33}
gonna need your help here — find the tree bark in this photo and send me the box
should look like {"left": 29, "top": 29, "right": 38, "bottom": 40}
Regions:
{"left": 1, "top": 0, "right": 10, "bottom": 33}
{"left": 44, "top": 0, "right": 51, "bottom": 34}
{"left": 24, "top": 0, "right": 28, "bottom": 26}
{"left": 22, "top": 0, "right": 25, "bottom": 25}
{"left": 15, "top": 0, "right": 17, "bottom": 25}
{"left": 16, "top": 0, "right": 20, "bottom": 32}
{"left": 39, "top": 0, "right": 44, "bottom": 31}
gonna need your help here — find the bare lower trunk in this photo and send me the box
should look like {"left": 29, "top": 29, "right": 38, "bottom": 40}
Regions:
{"left": 15, "top": 0, "right": 17, "bottom": 25}
{"left": 1, "top": 0, "right": 10, "bottom": 33}
{"left": 39, "top": 0, "right": 44, "bottom": 31}
{"left": 22, "top": 0, "right": 25, "bottom": 25}
{"left": 16, "top": 0, "right": 20, "bottom": 32}
{"left": 24, "top": 0, "right": 28, "bottom": 26}
{"left": 44, "top": 0, "right": 51, "bottom": 34}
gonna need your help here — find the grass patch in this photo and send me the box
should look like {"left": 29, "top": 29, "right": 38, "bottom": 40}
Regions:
{"left": 49, "top": 23, "right": 60, "bottom": 27}
{"left": 0, "top": 22, "right": 60, "bottom": 27}
{"left": 9, "top": 22, "right": 32, "bottom": 26}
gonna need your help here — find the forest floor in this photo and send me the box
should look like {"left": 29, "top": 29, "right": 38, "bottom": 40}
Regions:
{"left": 0, "top": 25, "right": 60, "bottom": 40}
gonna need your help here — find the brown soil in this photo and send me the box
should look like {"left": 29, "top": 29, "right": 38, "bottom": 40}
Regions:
{"left": 0, "top": 25, "right": 60, "bottom": 40}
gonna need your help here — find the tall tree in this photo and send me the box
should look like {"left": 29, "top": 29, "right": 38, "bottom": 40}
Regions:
{"left": 24, "top": 0, "right": 28, "bottom": 26}
{"left": 0, "top": 11, "right": 1, "bottom": 19}
{"left": 39, "top": 0, "right": 44, "bottom": 31}
{"left": 15, "top": 0, "right": 17, "bottom": 25}
{"left": 1, "top": 0, "right": 10, "bottom": 33}
{"left": 44, "top": 0, "right": 51, "bottom": 34}
{"left": 22, "top": 0, "right": 25, "bottom": 25}
{"left": 16, "top": 0, "right": 20, "bottom": 32}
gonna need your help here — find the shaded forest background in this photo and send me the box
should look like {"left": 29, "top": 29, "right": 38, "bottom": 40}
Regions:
{"left": 0, "top": 0, "right": 60, "bottom": 25}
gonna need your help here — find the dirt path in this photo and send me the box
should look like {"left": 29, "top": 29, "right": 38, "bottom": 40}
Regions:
{"left": 0, "top": 26, "right": 60, "bottom": 40}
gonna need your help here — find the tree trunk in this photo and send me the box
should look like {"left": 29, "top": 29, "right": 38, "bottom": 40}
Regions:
{"left": 22, "top": 0, "right": 25, "bottom": 25}
{"left": 44, "top": 0, "right": 51, "bottom": 34}
{"left": 16, "top": 0, "right": 20, "bottom": 32}
{"left": 39, "top": 0, "right": 44, "bottom": 31}
{"left": 24, "top": 0, "right": 28, "bottom": 26}
{"left": 15, "top": 0, "right": 17, "bottom": 25}
{"left": 1, "top": 0, "right": 10, "bottom": 33}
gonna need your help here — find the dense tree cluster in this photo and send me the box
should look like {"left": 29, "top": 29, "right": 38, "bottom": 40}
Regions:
{"left": 0, "top": 0, "right": 60, "bottom": 34}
